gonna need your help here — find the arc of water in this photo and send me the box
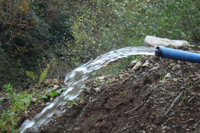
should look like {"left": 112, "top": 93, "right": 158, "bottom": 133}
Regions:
{"left": 20, "top": 46, "right": 156, "bottom": 132}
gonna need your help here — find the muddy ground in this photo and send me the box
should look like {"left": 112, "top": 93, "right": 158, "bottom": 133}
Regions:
{"left": 2, "top": 46, "right": 200, "bottom": 133}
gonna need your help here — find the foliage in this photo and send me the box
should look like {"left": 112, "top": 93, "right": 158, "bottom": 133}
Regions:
{"left": 1, "top": 0, "right": 199, "bottom": 89}
{"left": 0, "top": 84, "right": 33, "bottom": 132}
{"left": 69, "top": 0, "right": 200, "bottom": 78}
{"left": 38, "top": 64, "right": 49, "bottom": 84}
{"left": 43, "top": 88, "right": 65, "bottom": 99}
{"left": 0, "top": 0, "right": 74, "bottom": 88}
{"left": 26, "top": 64, "right": 50, "bottom": 85}
{"left": 26, "top": 71, "right": 37, "bottom": 81}
{"left": 65, "top": 95, "right": 83, "bottom": 107}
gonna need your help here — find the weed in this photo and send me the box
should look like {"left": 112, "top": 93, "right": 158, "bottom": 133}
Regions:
{"left": 65, "top": 94, "right": 83, "bottom": 107}
{"left": 0, "top": 84, "right": 34, "bottom": 132}
{"left": 121, "top": 91, "right": 127, "bottom": 96}
{"left": 181, "top": 91, "right": 187, "bottom": 103}
{"left": 42, "top": 88, "right": 66, "bottom": 100}
{"left": 26, "top": 64, "right": 50, "bottom": 85}
{"left": 65, "top": 99, "right": 78, "bottom": 106}
{"left": 187, "top": 85, "right": 193, "bottom": 92}
{"left": 95, "top": 80, "right": 104, "bottom": 85}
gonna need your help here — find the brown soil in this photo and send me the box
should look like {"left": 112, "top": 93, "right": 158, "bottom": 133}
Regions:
{"left": 2, "top": 46, "right": 200, "bottom": 133}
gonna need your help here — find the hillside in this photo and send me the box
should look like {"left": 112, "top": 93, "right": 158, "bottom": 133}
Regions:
{"left": 9, "top": 46, "right": 200, "bottom": 133}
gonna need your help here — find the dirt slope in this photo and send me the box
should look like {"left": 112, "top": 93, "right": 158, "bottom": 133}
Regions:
{"left": 18, "top": 46, "right": 200, "bottom": 132}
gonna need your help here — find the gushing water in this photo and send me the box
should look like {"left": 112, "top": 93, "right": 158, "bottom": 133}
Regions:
{"left": 20, "top": 46, "right": 156, "bottom": 132}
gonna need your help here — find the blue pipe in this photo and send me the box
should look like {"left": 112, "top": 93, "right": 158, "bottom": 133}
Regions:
{"left": 155, "top": 46, "right": 200, "bottom": 63}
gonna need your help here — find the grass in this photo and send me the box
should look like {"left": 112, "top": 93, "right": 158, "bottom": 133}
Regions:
{"left": 0, "top": 84, "right": 34, "bottom": 132}
{"left": 0, "top": 84, "right": 65, "bottom": 132}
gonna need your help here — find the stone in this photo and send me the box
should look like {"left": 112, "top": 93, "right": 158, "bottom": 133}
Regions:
{"left": 144, "top": 35, "right": 190, "bottom": 48}
{"left": 79, "top": 99, "right": 85, "bottom": 104}
{"left": 180, "top": 113, "right": 184, "bottom": 117}
{"left": 132, "top": 61, "right": 142, "bottom": 71}
{"left": 74, "top": 127, "right": 81, "bottom": 131}
{"left": 52, "top": 85, "right": 60, "bottom": 91}
{"left": 52, "top": 78, "right": 59, "bottom": 84}
{"left": 164, "top": 73, "right": 172, "bottom": 79}
{"left": 149, "top": 66, "right": 159, "bottom": 71}
{"left": 43, "top": 79, "right": 51, "bottom": 86}
{"left": 166, "top": 126, "right": 171, "bottom": 130}
{"left": 142, "top": 60, "right": 149, "bottom": 67}
{"left": 94, "top": 87, "right": 101, "bottom": 92}
{"left": 31, "top": 98, "right": 37, "bottom": 103}
{"left": 50, "top": 97, "right": 54, "bottom": 102}
{"left": 138, "top": 130, "right": 146, "bottom": 133}
{"left": 173, "top": 78, "right": 177, "bottom": 82}
{"left": 130, "top": 60, "right": 138, "bottom": 65}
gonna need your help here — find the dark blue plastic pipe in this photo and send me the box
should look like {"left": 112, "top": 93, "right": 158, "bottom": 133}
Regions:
{"left": 155, "top": 46, "right": 200, "bottom": 63}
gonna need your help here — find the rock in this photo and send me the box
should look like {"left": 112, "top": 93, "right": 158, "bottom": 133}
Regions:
{"left": 74, "top": 127, "right": 81, "bottom": 131}
{"left": 149, "top": 66, "right": 159, "bottom": 71}
{"left": 44, "top": 79, "right": 51, "bottom": 86}
{"left": 142, "top": 60, "right": 149, "bottom": 67}
{"left": 85, "top": 86, "right": 91, "bottom": 94}
{"left": 164, "top": 73, "right": 172, "bottom": 79}
{"left": 52, "top": 78, "right": 59, "bottom": 84}
{"left": 144, "top": 35, "right": 190, "bottom": 48}
{"left": 180, "top": 113, "right": 184, "bottom": 117}
{"left": 138, "top": 130, "right": 146, "bottom": 133}
{"left": 185, "top": 128, "right": 192, "bottom": 132}
{"left": 43, "top": 79, "right": 58, "bottom": 86}
{"left": 50, "top": 97, "right": 54, "bottom": 102}
{"left": 79, "top": 99, "right": 85, "bottom": 105}
{"left": 173, "top": 78, "right": 177, "bottom": 82}
{"left": 119, "top": 74, "right": 124, "bottom": 79}
{"left": 94, "top": 87, "right": 101, "bottom": 92}
{"left": 31, "top": 98, "right": 37, "bottom": 103}
{"left": 130, "top": 60, "right": 138, "bottom": 65}
{"left": 166, "top": 126, "right": 171, "bottom": 130}
{"left": 52, "top": 85, "right": 60, "bottom": 91}
{"left": 182, "top": 124, "right": 188, "bottom": 129}
{"left": 196, "top": 101, "right": 200, "bottom": 106}
{"left": 132, "top": 61, "right": 142, "bottom": 71}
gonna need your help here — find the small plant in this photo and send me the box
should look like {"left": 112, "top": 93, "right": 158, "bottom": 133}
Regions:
{"left": 41, "top": 88, "right": 66, "bottom": 100}
{"left": 121, "top": 91, "right": 127, "bottom": 96}
{"left": 48, "top": 88, "right": 65, "bottom": 98}
{"left": 187, "top": 85, "right": 193, "bottom": 92}
{"left": 65, "top": 95, "right": 83, "bottom": 106}
{"left": 0, "top": 84, "right": 34, "bottom": 132}
{"left": 95, "top": 80, "right": 104, "bottom": 85}
{"left": 26, "top": 64, "right": 50, "bottom": 85}
{"left": 181, "top": 90, "right": 187, "bottom": 103}
{"left": 66, "top": 99, "right": 78, "bottom": 106}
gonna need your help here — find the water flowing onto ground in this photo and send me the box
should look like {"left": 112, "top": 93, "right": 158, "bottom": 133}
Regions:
{"left": 20, "top": 46, "right": 156, "bottom": 132}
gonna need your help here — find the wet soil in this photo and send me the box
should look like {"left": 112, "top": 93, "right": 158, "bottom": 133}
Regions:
{"left": 2, "top": 46, "right": 200, "bottom": 133}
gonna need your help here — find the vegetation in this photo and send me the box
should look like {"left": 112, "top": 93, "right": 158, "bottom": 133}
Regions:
{"left": 0, "top": 0, "right": 199, "bottom": 132}
{"left": 1, "top": 0, "right": 199, "bottom": 89}
{"left": 0, "top": 84, "right": 34, "bottom": 132}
